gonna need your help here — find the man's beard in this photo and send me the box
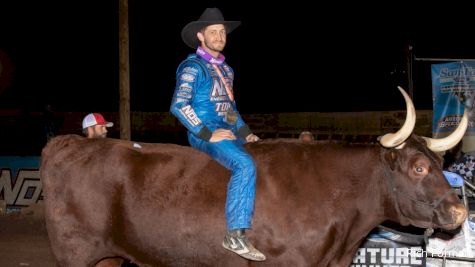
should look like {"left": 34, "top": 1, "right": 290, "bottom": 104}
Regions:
{"left": 204, "top": 40, "right": 225, "bottom": 52}
{"left": 93, "top": 129, "right": 106, "bottom": 138}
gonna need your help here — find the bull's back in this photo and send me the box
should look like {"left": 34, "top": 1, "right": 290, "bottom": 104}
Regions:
{"left": 247, "top": 139, "right": 380, "bottom": 198}
{"left": 40, "top": 134, "right": 227, "bottom": 214}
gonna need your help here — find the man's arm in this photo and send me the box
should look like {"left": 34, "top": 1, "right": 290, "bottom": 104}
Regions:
{"left": 233, "top": 106, "right": 259, "bottom": 143}
{"left": 170, "top": 61, "right": 213, "bottom": 141}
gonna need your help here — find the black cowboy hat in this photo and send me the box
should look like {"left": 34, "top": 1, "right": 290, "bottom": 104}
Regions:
{"left": 181, "top": 8, "right": 241, "bottom": 49}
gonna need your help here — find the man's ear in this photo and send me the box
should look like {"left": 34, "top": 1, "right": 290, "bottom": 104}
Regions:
{"left": 197, "top": 32, "right": 204, "bottom": 43}
{"left": 86, "top": 127, "right": 93, "bottom": 138}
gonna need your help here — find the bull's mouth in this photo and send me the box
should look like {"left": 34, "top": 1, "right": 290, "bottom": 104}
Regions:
{"left": 434, "top": 205, "right": 467, "bottom": 230}
{"left": 437, "top": 221, "right": 464, "bottom": 231}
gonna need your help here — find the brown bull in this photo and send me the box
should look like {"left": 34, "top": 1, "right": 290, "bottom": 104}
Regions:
{"left": 41, "top": 88, "right": 468, "bottom": 266}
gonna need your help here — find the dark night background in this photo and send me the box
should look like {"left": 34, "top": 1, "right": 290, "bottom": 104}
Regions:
{"left": 1, "top": 2, "right": 475, "bottom": 113}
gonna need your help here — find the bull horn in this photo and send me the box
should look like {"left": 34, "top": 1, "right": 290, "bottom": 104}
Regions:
{"left": 423, "top": 109, "right": 469, "bottom": 152}
{"left": 379, "top": 86, "right": 416, "bottom": 148}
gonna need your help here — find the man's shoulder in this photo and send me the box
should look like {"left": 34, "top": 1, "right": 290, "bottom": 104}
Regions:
{"left": 178, "top": 54, "right": 209, "bottom": 76}
{"left": 181, "top": 54, "right": 204, "bottom": 64}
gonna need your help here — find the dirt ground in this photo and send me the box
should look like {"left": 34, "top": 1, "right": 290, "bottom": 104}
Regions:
{"left": 0, "top": 203, "right": 136, "bottom": 267}
{"left": 0, "top": 202, "right": 56, "bottom": 267}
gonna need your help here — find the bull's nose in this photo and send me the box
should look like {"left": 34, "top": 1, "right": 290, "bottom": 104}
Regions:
{"left": 451, "top": 204, "right": 468, "bottom": 226}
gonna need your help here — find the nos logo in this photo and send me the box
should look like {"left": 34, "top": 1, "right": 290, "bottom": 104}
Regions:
{"left": 0, "top": 168, "right": 42, "bottom": 207}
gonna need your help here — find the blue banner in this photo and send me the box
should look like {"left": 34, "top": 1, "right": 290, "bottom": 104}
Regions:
{"left": 0, "top": 156, "right": 41, "bottom": 208}
{"left": 432, "top": 61, "right": 475, "bottom": 135}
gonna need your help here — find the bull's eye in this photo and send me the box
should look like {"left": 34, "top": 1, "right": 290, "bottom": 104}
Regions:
{"left": 413, "top": 165, "right": 428, "bottom": 177}
{"left": 412, "top": 158, "right": 430, "bottom": 178}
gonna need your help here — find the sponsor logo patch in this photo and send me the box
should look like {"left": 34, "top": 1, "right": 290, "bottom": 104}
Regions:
{"left": 180, "top": 73, "right": 195, "bottom": 82}
{"left": 183, "top": 66, "right": 198, "bottom": 75}
{"left": 179, "top": 83, "right": 193, "bottom": 92}
{"left": 179, "top": 105, "right": 201, "bottom": 126}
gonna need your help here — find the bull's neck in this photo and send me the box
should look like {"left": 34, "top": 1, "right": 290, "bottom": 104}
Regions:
{"left": 377, "top": 148, "right": 406, "bottom": 224}
{"left": 323, "top": 148, "right": 391, "bottom": 266}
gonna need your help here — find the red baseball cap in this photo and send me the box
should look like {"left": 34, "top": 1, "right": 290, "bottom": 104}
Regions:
{"left": 82, "top": 113, "right": 113, "bottom": 129}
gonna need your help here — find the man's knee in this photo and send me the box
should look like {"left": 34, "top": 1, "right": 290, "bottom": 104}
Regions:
{"left": 236, "top": 155, "right": 256, "bottom": 171}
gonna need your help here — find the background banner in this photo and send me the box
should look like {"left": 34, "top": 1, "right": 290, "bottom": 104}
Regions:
{"left": 431, "top": 61, "right": 475, "bottom": 137}
{"left": 351, "top": 227, "right": 425, "bottom": 267}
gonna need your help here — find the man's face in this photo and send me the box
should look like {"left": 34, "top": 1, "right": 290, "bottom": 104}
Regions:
{"left": 86, "top": 124, "right": 108, "bottom": 139}
{"left": 199, "top": 24, "right": 227, "bottom": 53}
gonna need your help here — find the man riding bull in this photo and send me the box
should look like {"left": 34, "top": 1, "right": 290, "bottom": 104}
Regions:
{"left": 170, "top": 7, "right": 265, "bottom": 261}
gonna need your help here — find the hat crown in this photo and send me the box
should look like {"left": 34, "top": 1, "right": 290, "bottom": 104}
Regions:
{"left": 181, "top": 8, "right": 240, "bottom": 49}
{"left": 198, "top": 8, "right": 225, "bottom": 22}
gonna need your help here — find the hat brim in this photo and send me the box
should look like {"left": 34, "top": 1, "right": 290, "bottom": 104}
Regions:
{"left": 181, "top": 21, "right": 241, "bottom": 49}
{"left": 82, "top": 121, "right": 113, "bottom": 129}
{"left": 98, "top": 122, "right": 113, "bottom": 127}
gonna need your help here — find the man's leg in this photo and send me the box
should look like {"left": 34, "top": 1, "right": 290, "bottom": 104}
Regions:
{"left": 189, "top": 137, "right": 265, "bottom": 261}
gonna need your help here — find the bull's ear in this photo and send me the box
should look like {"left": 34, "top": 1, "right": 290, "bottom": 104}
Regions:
{"left": 384, "top": 150, "right": 398, "bottom": 170}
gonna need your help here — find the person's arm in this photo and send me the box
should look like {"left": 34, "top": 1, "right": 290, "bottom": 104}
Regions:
{"left": 233, "top": 107, "right": 259, "bottom": 143}
{"left": 225, "top": 63, "right": 258, "bottom": 143}
{"left": 170, "top": 61, "right": 213, "bottom": 141}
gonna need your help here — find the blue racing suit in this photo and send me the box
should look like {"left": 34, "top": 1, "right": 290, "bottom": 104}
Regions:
{"left": 170, "top": 52, "right": 256, "bottom": 231}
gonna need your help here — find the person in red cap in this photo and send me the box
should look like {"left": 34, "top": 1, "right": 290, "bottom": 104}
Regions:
{"left": 82, "top": 113, "right": 113, "bottom": 139}
{"left": 82, "top": 113, "right": 136, "bottom": 267}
